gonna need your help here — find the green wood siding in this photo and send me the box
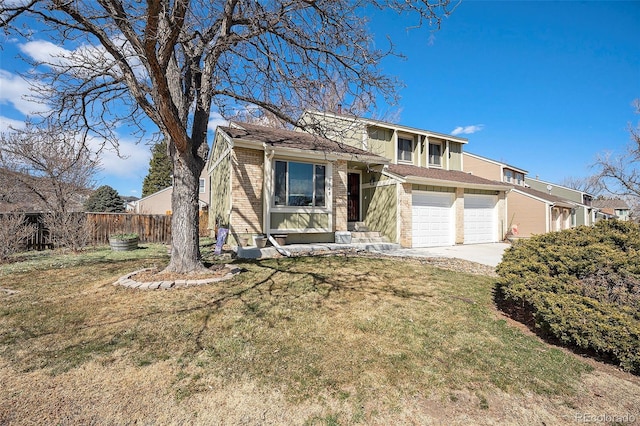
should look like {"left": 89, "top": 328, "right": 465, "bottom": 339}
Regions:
{"left": 367, "top": 126, "right": 394, "bottom": 159}
{"left": 271, "top": 212, "right": 330, "bottom": 231}
{"left": 449, "top": 142, "right": 463, "bottom": 171}
{"left": 363, "top": 184, "right": 397, "bottom": 242}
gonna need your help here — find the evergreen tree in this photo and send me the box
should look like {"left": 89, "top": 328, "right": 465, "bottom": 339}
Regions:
{"left": 84, "top": 185, "right": 124, "bottom": 212}
{"left": 142, "top": 140, "right": 173, "bottom": 197}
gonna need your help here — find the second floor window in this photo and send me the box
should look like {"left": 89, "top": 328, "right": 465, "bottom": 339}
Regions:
{"left": 429, "top": 143, "right": 442, "bottom": 166}
{"left": 199, "top": 178, "right": 206, "bottom": 193}
{"left": 504, "top": 170, "right": 513, "bottom": 183}
{"left": 397, "top": 137, "right": 413, "bottom": 162}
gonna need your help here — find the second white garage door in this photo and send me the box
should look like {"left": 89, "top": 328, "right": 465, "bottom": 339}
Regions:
{"left": 412, "top": 191, "right": 455, "bottom": 247}
{"left": 464, "top": 194, "right": 497, "bottom": 244}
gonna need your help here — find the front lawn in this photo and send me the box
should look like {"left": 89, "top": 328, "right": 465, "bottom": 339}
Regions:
{"left": 1, "top": 245, "right": 638, "bottom": 424}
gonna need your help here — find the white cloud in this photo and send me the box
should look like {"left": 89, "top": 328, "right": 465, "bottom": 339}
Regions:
{"left": 0, "top": 115, "right": 27, "bottom": 132}
{"left": 208, "top": 111, "right": 228, "bottom": 131}
{"left": 19, "top": 40, "right": 69, "bottom": 64}
{"left": 91, "top": 137, "right": 152, "bottom": 182}
{"left": 451, "top": 124, "right": 485, "bottom": 136}
{"left": 0, "top": 69, "right": 49, "bottom": 116}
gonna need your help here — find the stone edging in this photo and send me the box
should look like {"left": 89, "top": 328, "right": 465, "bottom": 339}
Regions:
{"left": 114, "top": 264, "right": 242, "bottom": 290}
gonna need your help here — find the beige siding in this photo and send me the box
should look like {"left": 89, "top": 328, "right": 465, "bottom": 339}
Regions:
{"left": 363, "top": 183, "right": 398, "bottom": 243}
{"left": 463, "top": 154, "right": 502, "bottom": 181}
{"left": 136, "top": 188, "right": 173, "bottom": 215}
{"left": 507, "top": 192, "right": 547, "bottom": 237}
{"left": 333, "top": 160, "right": 348, "bottom": 232}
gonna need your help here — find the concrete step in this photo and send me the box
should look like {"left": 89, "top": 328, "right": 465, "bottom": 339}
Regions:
{"left": 351, "top": 231, "right": 390, "bottom": 244}
{"left": 348, "top": 221, "right": 369, "bottom": 232}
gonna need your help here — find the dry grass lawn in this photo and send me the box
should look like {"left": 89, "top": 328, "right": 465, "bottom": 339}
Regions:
{"left": 1, "top": 244, "right": 639, "bottom": 425}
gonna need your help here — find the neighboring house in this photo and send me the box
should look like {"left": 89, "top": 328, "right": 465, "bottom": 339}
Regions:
{"left": 208, "top": 113, "right": 510, "bottom": 248}
{"left": 462, "top": 152, "right": 577, "bottom": 237}
{"left": 526, "top": 177, "right": 596, "bottom": 227}
{"left": 132, "top": 174, "right": 209, "bottom": 215}
{"left": 592, "top": 198, "right": 631, "bottom": 221}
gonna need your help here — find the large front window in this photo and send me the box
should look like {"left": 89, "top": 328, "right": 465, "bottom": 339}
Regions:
{"left": 274, "top": 160, "right": 326, "bottom": 207}
{"left": 397, "top": 137, "right": 413, "bottom": 162}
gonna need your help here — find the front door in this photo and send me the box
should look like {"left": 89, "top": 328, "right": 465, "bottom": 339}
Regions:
{"left": 347, "top": 172, "right": 360, "bottom": 222}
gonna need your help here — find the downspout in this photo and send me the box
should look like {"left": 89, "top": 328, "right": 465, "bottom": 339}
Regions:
{"left": 263, "top": 145, "right": 291, "bottom": 257}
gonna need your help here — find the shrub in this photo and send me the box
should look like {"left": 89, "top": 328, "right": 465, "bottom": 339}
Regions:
{"left": 496, "top": 220, "right": 640, "bottom": 374}
{"left": 0, "top": 213, "right": 37, "bottom": 261}
{"left": 43, "top": 212, "right": 92, "bottom": 253}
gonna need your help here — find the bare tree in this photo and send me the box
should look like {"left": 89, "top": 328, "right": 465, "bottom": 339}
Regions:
{"left": 561, "top": 175, "right": 602, "bottom": 195}
{"left": 594, "top": 100, "right": 640, "bottom": 199}
{"left": 0, "top": 121, "right": 98, "bottom": 213}
{"left": 1, "top": 0, "right": 457, "bottom": 273}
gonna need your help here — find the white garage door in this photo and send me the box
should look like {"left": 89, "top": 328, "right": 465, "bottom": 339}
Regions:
{"left": 464, "top": 194, "right": 497, "bottom": 244}
{"left": 412, "top": 191, "right": 455, "bottom": 247}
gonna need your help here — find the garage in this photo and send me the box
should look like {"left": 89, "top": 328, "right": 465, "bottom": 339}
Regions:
{"left": 412, "top": 191, "right": 455, "bottom": 247}
{"left": 463, "top": 194, "right": 497, "bottom": 244}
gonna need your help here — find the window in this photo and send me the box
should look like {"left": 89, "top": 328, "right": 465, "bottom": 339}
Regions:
{"left": 274, "top": 160, "right": 326, "bottom": 207}
{"left": 504, "top": 170, "right": 513, "bottom": 183}
{"left": 199, "top": 178, "right": 205, "bottom": 193}
{"left": 397, "top": 137, "right": 413, "bottom": 162}
{"left": 428, "top": 143, "right": 442, "bottom": 166}
{"left": 515, "top": 172, "right": 523, "bottom": 186}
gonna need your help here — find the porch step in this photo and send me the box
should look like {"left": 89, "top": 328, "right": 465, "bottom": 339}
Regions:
{"left": 348, "top": 221, "right": 369, "bottom": 232}
{"left": 351, "top": 231, "right": 389, "bottom": 244}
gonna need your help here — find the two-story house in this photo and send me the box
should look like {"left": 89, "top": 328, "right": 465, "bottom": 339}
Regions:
{"left": 463, "top": 152, "right": 577, "bottom": 237}
{"left": 298, "top": 111, "right": 510, "bottom": 247}
{"left": 207, "top": 113, "right": 510, "bottom": 249}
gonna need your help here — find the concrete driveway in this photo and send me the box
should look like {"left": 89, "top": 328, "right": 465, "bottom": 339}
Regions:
{"left": 379, "top": 243, "right": 511, "bottom": 267}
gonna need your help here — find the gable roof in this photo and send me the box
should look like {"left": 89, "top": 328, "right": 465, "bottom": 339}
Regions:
{"left": 386, "top": 164, "right": 509, "bottom": 191}
{"left": 592, "top": 198, "right": 630, "bottom": 209}
{"left": 463, "top": 151, "right": 528, "bottom": 175}
{"left": 512, "top": 185, "right": 575, "bottom": 208}
{"left": 219, "top": 122, "right": 387, "bottom": 163}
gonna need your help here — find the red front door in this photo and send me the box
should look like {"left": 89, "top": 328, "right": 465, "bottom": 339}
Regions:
{"left": 347, "top": 173, "right": 360, "bottom": 222}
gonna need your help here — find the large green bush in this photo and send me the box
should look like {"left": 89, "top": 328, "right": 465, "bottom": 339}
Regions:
{"left": 496, "top": 220, "right": 640, "bottom": 374}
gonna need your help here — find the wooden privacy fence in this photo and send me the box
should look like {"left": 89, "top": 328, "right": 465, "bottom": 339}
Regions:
{"left": 87, "top": 213, "right": 172, "bottom": 245}
{"left": 2, "top": 212, "right": 213, "bottom": 250}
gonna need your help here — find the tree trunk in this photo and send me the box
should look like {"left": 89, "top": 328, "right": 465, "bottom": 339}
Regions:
{"left": 164, "top": 152, "right": 207, "bottom": 274}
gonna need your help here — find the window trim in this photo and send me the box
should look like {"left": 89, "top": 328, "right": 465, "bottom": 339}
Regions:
{"left": 272, "top": 159, "right": 328, "bottom": 209}
{"left": 397, "top": 136, "right": 414, "bottom": 163}
{"left": 428, "top": 142, "right": 442, "bottom": 167}
{"left": 199, "top": 178, "right": 206, "bottom": 194}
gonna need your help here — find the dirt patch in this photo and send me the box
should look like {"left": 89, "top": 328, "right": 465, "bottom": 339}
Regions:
{"left": 132, "top": 264, "right": 231, "bottom": 282}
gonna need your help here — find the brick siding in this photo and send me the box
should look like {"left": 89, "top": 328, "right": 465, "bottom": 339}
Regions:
{"left": 231, "top": 147, "right": 263, "bottom": 234}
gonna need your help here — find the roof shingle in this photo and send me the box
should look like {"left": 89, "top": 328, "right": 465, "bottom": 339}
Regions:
{"left": 387, "top": 164, "right": 509, "bottom": 188}
{"left": 220, "top": 122, "right": 386, "bottom": 160}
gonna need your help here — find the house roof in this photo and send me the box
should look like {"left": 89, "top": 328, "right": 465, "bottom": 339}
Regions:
{"left": 386, "top": 164, "right": 510, "bottom": 190}
{"left": 463, "top": 151, "right": 529, "bottom": 174}
{"left": 220, "top": 122, "right": 387, "bottom": 162}
{"left": 301, "top": 110, "right": 469, "bottom": 144}
{"left": 513, "top": 185, "right": 575, "bottom": 208}
{"left": 592, "top": 198, "right": 629, "bottom": 210}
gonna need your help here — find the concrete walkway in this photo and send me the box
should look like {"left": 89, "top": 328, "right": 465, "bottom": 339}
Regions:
{"left": 375, "top": 243, "right": 511, "bottom": 267}
{"left": 237, "top": 242, "right": 510, "bottom": 268}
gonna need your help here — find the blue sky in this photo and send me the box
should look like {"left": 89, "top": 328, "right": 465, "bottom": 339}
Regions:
{"left": 0, "top": 1, "right": 638, "bottom": 197}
